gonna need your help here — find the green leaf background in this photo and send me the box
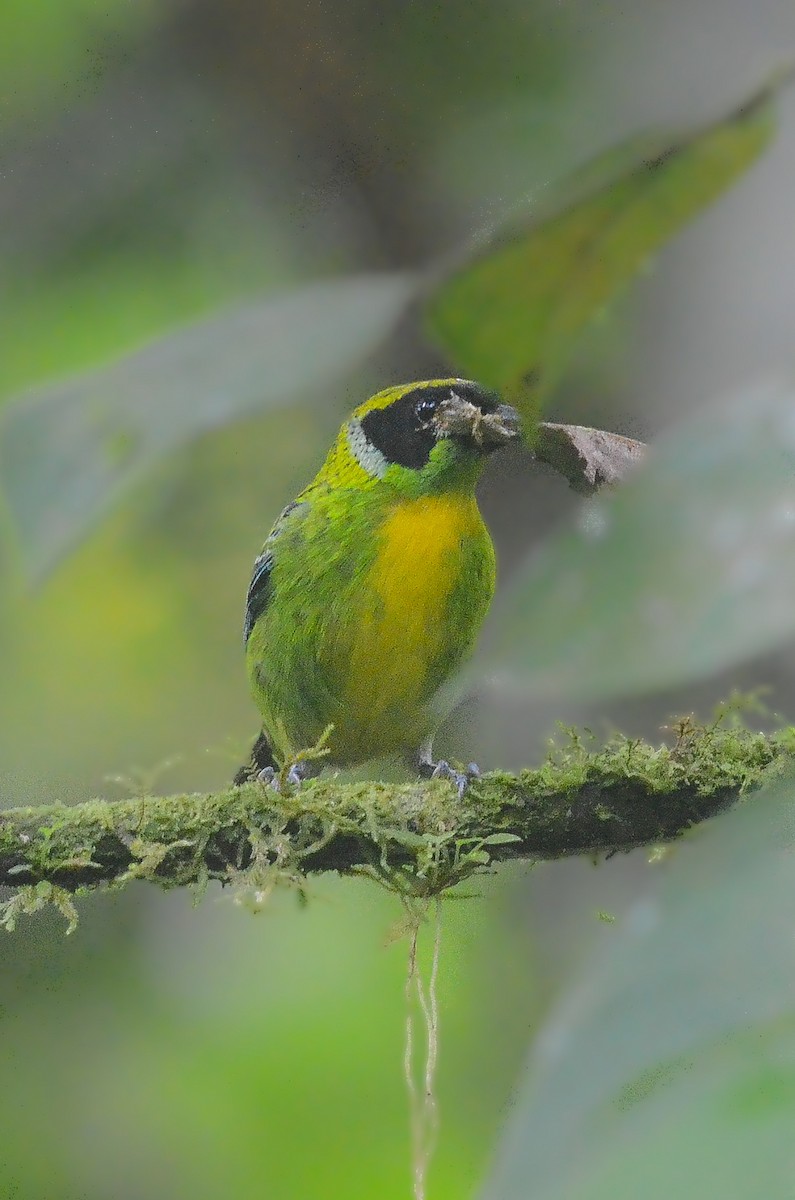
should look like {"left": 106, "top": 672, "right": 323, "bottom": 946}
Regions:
{"left": 0, "top": 273, "right": 416, "bottom": 579}
{"left": 485, "top": 776, "right": 795, "bottom": 1200}
{"left": 470, "top": 378, "right": 795, "bottom": 706}
{"left": 424, "top": 82, "right": 775, "bottom": 413}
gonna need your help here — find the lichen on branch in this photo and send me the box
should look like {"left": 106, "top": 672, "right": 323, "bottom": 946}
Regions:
{"left": 1, "top": 714, "right": 792, "bottom": 932}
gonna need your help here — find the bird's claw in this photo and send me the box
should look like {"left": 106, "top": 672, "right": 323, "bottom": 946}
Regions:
{"left": 256, "top": 765, "right": 280, "bottom": 791}
{"left": 256, "top": 760, "right": 317, "bottom": 792}
{"left": 429, "top": 759, "right": 480, "bottom": 799}
{"left": 286, "top": 762, "right": 311, "bottom": 788}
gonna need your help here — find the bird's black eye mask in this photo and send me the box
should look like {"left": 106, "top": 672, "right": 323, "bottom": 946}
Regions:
{"left": 360, "top": 383, "right": 500, "bottom": 470}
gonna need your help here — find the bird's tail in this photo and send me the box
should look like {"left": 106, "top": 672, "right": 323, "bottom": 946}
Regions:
{"left": 233, "top": 730, "right": 277, "bottom": 785}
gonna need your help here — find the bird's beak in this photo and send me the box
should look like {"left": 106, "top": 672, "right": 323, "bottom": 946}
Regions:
{"left": 478, "top": 403, "right": 522, "bottom": 447}
{"left": 435, "top": 393, "right": 521, "bottom": 449}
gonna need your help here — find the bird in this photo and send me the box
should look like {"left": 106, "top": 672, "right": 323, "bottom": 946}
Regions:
{"left": 235, "top": 378, "right": 519, "bottom": 792}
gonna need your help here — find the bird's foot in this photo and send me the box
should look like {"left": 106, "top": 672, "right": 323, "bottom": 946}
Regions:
{"left": 257, "top": 759, "right": 320, "bottom": 793}
{"left": 256, "top": 766, "right": 279, "bottom": 789}
{"left": 418, "top": 757, "right": 480, "bottom": 800}
{"left": 412, "top": 736, "right": 480, "bottom": 798}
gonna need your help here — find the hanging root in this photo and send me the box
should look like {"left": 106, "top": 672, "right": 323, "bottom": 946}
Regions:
{"left": 404, "top": 896, "right": 443, "bottom": 1200}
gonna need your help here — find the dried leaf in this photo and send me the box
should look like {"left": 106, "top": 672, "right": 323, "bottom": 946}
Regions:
{"left": 534, "top": 422, "right": 647, "bottom": 493}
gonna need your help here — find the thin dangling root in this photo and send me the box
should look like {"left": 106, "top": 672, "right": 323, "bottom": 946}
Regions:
{"left": 404, "top": 896, "right": 443, "bottom": 1200}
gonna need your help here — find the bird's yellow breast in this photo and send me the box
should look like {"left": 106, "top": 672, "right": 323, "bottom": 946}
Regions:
{"left": 341, "top": 491, "right": 488, "bottom": 754}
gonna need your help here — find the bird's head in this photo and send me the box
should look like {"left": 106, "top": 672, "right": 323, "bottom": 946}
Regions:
{"left": 331, "top": 379, "right": 520, "bottom": 493}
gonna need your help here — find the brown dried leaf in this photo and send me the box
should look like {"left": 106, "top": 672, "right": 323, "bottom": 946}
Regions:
{"left": 534, "top": 422, "right": 647, "bottom": 493}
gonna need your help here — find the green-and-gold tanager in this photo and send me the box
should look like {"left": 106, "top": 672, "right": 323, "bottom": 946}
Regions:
{"left": 236, "top": 378, "right": 519, "bottom": 789}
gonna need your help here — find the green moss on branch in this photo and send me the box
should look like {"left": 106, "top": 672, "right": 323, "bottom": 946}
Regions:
{"left": 1, "top": 717, "right": 792, "bottom": 929}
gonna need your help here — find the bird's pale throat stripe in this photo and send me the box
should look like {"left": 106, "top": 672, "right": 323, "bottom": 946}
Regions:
{"left": 346, "top": 418, "right": 389, "bottom": 479}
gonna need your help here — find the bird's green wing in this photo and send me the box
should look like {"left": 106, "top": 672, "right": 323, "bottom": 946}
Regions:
{"left": 243, "top": 500, "right": 304, "bottom": 644}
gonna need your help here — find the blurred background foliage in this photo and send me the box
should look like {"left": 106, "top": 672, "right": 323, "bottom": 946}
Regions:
{"left": 2, "top": 2, "right": 795, "bottom": 1198}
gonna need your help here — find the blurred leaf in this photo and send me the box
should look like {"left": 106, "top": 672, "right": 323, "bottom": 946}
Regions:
{"left": 0, "top": 272, "right": 417, "bottom": 582}
{"left": 424, "top": 77, "right": 778, "bottom": 413}
{"left": 482, "top": 775, "right": 795, "bottom": 1200}
{"left": 0, "top": 0, "right": 161, "bottom": 129}
{"left": 472, "top": 378, "right": 795, "bottom": 705}
{"left": 534, "top": 422, "right": 647, "bottom": 493}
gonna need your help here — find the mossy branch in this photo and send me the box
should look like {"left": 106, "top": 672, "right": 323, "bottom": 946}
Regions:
{"left": 2, "top": 717, "right": 793, "bottom": 929}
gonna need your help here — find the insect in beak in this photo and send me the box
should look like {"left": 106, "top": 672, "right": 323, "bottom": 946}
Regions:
{"left": 435, "top": 392, "right": 521, "bottom": 448}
